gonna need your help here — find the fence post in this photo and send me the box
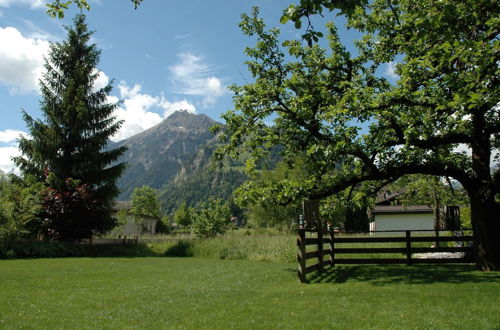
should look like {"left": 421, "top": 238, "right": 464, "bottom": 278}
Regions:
{"left": 329, "top": 227, "right": 335, "bottom": 267}
{"left": 317, "top": 226, "right": 324, "bottom": 272}
{"left": 297, "top": 229, "right": 306, "bottom": 283}
{"left": 123, "top": 235, "right": 127, "bottom": 245}
{"left": 406, "top": 231, "right": 412, "bottom": 265}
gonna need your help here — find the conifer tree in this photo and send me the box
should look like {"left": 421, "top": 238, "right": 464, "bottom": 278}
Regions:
{"left": 14, "top": 14, "right": 126, "bottom": 240}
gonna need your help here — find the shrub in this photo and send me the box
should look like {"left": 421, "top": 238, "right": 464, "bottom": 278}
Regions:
{"left": 192, "top": 199, "right": 231, "bottom": 238}
{"left": 1, "top": 241, "right": 85, "bottom": 259}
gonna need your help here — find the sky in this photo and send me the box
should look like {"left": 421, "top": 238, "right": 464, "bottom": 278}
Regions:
{"left": 0, "top": 0, "right": 395, "bottom": 173}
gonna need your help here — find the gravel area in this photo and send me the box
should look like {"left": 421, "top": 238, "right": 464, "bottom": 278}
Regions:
{"left": 413, "top": 252, "right": 465, "bottom": 259}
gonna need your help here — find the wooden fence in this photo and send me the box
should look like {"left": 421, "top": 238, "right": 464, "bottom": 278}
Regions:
{"left": 297, "top": 228, "right": 474, "bottom": 283}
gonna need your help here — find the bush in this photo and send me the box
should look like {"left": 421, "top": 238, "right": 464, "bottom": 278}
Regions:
{"left": 192, "top": 199, "right": 231, "bottom": 238}
{"left": 460, "top": 206, "right": 472, "bottom": 228}
{"left": 1, "top": 241, "right": 85, "bottom": 259}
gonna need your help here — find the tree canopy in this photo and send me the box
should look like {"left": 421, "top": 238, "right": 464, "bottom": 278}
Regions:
{"left": 130, "top": 185, "right": 162, "bottom": 220}
{"left": 217, "top": 2, "right": 499, "bottom": 270}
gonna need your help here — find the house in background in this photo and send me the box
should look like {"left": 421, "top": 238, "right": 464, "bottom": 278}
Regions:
{"left": 369, "top": 205, "right": 435, "bottom": 232}
{"left": 111, "top": 201, "right": 158, "bottom": 236}
{"left": 368, "top": 189, "right": 460, "bottom": 233}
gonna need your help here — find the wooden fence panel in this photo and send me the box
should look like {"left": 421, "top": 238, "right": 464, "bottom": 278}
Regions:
{"left": 297, "top": 228, "right": 474, "bottom": 283}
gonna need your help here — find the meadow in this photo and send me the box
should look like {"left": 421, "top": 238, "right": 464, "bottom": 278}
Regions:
{"left": 1, "top": 241, "right": 500, "bottom": 328}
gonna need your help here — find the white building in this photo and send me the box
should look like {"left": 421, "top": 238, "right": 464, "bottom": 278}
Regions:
{"left": 369, "top": 205, "right": 435, "bottom": 232}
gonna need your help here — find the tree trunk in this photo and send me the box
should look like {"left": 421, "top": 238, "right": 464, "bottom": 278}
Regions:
{"left": 469, "top": 193, "right": 500, "bottom": 271}
{"left": 469, "top": 110, "right": 499, "bottom": 270}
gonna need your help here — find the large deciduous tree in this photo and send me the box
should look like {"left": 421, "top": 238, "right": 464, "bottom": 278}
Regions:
{"left": 217, "top": 2, "right": 499, "bottom": 270}
{"left": 14, "top": 14, "right": 127, "bottom": 240}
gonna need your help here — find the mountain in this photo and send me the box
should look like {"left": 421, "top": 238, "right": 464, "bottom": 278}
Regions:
{"left": 112, "top": 110, "right": 247, "bottom": 213}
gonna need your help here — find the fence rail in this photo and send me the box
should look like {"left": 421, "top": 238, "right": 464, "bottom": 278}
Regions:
{"left": 297, "top": 228, "right": 474, "bottom": 283}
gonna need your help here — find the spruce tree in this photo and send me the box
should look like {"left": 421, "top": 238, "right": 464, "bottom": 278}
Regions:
{"left": 14, "top": 14, "right": 126, "bottom": 240}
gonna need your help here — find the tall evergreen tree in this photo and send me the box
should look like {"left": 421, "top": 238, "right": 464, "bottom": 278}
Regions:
{"left": 14, "top": 14, "right": 126, "bottom": 240}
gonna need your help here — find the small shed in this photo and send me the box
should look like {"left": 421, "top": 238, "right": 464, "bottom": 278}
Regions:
{"left": 369, "top": 205, "right": 435, "bottom": 232}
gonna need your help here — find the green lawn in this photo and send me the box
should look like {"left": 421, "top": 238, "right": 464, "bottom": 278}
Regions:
{"left": 1, "top": 257, "right": 499, "bottom": 329}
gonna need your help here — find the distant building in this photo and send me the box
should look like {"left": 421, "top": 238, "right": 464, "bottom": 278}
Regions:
{"left": 111, "top": 201, "right": 158, "bottom": 236}
{"left": 369, "top": 190, "right": 460, "bottom": 233}
{"left": 369, "top": 205, "right": 434, "bottom": 232}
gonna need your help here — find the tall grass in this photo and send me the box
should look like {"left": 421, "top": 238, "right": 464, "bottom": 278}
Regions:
{"left": 149, "top": 229, "right": 297, "bottom": 263}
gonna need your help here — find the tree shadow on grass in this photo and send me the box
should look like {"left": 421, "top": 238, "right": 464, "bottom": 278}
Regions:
{"left": 84, "top": 243, "right": 164, "bottom": 258}
{"left": 84, "top": 240, "right": 195, "bottom": 258}
{"left": 305, "top": 264, "right": 500, "bottom": 285}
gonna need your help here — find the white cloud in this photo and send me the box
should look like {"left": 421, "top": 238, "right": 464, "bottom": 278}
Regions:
{"left": 0, "top": 129, "right": 29, "bottom": 173}
{"left": 169, "top": 52, "right": 225, "bottom": 108}
{"left": 0, "top": 26, "right": 49, "bottom": 93}
{"left": 111, "top": 82, "right": 196, "bottom": 142}
{"left": 0, "top": 129, "right": 26, "bottom": 143}
{"left": 0, "top": 0, "right": 45, "bottom": 8}
{"left": 384, "top": 61, "right": 399, "bottom": 80}
{"left": 0, "top": 146, "right": 20, "bottom": 173}
{"left": 92, "top": 70, "right": 109, "bottom": 92}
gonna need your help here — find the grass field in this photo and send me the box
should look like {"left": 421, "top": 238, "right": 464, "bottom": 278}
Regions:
{"left": 1, "top": 257, "right": 499, "bottom": 329}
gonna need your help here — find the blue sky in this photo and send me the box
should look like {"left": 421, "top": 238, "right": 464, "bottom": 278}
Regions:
{"left": 0, "top": 0, "right": 395, "bottom": 173}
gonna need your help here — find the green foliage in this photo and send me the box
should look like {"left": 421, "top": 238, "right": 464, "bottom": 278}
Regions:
{"left": 0, "top": 175, "right": 44, "bottom": 249}
{"left": 236, "top": 160, "right": 307, "bottom": 229}
{"left": 323, "top": 201, "right": 369, "bottom": 232}
{"left": 387, "top": 175, "right": 469, "bottom": 207}
{"left": 1, "top": 241, "right": 85, "bottom": 259}
{"left": 130, "top": 185, "right": 162, "bottom": 220}
{"left": 130, "top": 185, "right": 163, "bottom": 234}
{"left": 460, "top": 207, "right": 472, "bottom": 229}
{"left": 46, "top": 0, "right": 143, "bottom": 18}
{"left": 173, "top": 202, "right": 193, "bottom": 227}
{"left": 14, "top": 15, "right": 126, "bottom": 241}
{"left": 155, "top": 216, "right": 171, "bottom": 234}
{"left": 192, "top": 199, "right": 231, "bottom": 238}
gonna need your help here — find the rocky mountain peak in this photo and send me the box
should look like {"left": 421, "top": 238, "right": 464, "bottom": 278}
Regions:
{"left": 113, "top": 110, "right": 221, "bottom": 200}
{"left": 162, "top": 110, "right": 216, "bottom": 131}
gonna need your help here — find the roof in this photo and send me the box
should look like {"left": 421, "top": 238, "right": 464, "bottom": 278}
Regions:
{"left": 371, "top": 205, "right": 433, "bottom": 215}
{"left": 112, "top": 201, "right": 131, "bottom": 212}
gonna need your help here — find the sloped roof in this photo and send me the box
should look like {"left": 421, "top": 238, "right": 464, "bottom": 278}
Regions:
{"left": 371, "top": 205, "right": 433, "bottom": 214}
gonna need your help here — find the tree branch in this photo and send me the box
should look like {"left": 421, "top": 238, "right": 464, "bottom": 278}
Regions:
{"left": 309, "top": 161, "right": 471, "bottom": 199}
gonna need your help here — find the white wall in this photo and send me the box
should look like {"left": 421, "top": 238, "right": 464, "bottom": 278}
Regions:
{"left": 373, "top": 213, "right": 435, "bottom": 232}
